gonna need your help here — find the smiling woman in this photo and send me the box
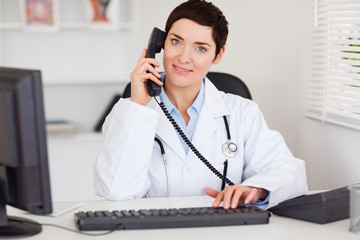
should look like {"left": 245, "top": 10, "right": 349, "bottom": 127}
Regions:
{"left": 94, "top": 0, "right": 307, "bottom": 210}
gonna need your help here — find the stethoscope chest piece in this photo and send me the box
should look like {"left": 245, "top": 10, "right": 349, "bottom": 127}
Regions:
{"left": 222, "top": 141, "right": 238, "bottom": 158}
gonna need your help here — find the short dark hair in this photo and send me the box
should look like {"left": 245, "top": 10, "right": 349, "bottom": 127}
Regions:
{"left": 165, "top": 0, "right": 228, "bottom": 57}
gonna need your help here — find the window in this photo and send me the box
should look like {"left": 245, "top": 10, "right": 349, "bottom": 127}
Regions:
{"left": 307, "top": 0, "right": 360, "bottom": 130}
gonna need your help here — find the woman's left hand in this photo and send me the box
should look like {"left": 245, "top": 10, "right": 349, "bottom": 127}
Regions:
{"left": 205, "top": 185, "right": 268, "bottom": 209}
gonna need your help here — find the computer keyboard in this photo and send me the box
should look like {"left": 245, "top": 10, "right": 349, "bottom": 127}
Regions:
{"left": 74, "top": 206, "right": 270, "bottom": 231}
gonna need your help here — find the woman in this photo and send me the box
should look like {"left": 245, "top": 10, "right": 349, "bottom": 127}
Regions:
{"left": 95, "top": 0, "right": 307, "bottom": 209}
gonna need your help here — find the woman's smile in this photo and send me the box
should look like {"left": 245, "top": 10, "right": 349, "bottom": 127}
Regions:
{"left": 173, "top": 64, "right": 193, "bottom": 73}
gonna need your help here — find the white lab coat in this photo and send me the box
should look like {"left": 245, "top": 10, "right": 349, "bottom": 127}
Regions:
{"left": 94, "top": 78, "right": 307, "bottom": 208}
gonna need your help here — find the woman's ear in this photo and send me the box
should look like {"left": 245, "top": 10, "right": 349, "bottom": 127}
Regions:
{"left": 213, "top": 46, "right": 225, "bottom": 64}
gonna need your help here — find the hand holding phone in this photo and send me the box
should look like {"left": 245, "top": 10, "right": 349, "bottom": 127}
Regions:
{"left": 130, "top": 28, "right": 166, "bottom": 105}
{"left": 145, "top": 28, "right": 166, "bottom": 96}
{"left": 129, "top": 49, "right": 161, "bottom": 105}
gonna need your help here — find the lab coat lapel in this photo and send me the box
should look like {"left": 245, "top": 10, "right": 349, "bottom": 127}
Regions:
{"left": 148, "top": 98, "right": 187, "bottom": 160}
{"left": 192, "top": 79, "right": 230, "bottom": 149}
{"left": 192, "top": 105, "right": 218, "bottom": 149}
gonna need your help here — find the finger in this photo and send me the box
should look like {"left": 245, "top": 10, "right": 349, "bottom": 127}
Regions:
{"left": 132, "top": 63, "right": 161, "bottom": 82}
{"left": 136, "top": 51, "right": 160, "bottom": 69}
{"left": 245, "top": 188, "right": 258, "bottom": 204}
{"left": 145, "top": 64, "right": 162, "bottom": 79}
{"left": 213, "top": 191, "right": 224, "bottom": 208}
{"left": 222, "top": 187, "right": 235, "bottom": 209}
{"left": 140, "top": 48, "right": 147, "bottom": 59}
{"left": 205, "top": 188, "right": 219, "bottom": 198}
{"left": 231, "top": 188, "right": 244, "bottom": 208}
{"left": 137, "top": 59, "right": 161, "bottom": 74}
{"left": 138, "top": 48, "right": 161, "bottom": 68}
{"left": 142, "top": 73, "right": 163, "bottom": 86}
{"left": 145, "top": 58, "right": 161, "bottom": 68}
{"left": 142, "top": 48, "right": 160, "bottom": 67}
{"left": 135, "top": 49, "right": 147, "bottom": 65}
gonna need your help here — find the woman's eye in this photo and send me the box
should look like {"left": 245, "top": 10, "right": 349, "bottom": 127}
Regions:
{"left": 171, "top": 39, "right": 180, "bottom": 45}
{"left": 197, "top": 46, "right": 207, "bottom": 52}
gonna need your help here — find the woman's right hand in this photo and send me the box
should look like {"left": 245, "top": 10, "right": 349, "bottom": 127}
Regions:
{"left": 130, "top": 49, "right": 163, "bottom": 106}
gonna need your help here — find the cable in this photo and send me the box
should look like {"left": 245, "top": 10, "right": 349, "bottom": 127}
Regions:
{"left": 223, "top": 116, "right": 231, "bottom": 140}
{"left": 155, "top": 137, "right": 170, "bottom": 197}
{"left": 154, "top": 97, "right": 235, "bottom": 186}
{"left": 41, "top": 223, "right": 118, "bottom": 236}
{"left": 154, "top": 137, "right": 165, "bottom": 154}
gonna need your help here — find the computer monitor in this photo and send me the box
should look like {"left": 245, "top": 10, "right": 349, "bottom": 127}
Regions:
{"left": 0, "top": 67, "right": 52, "bottom": 237}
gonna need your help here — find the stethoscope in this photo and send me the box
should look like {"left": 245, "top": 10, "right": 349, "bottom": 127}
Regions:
{"left": 154, "top": 115, "right": 238, "bottom": 197}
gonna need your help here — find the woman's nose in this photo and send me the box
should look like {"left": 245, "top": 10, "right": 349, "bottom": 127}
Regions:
{"left": 179, "top": 47, "right": 191, "bottom": 64}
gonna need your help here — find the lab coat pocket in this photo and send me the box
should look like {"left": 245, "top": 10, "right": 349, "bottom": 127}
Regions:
{"left": 207, "top": 157, "right": 244, "bottom": 190}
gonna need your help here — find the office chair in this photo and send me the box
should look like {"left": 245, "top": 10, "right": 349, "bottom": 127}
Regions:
{"left": 206, "top": 72, "right": 252, "bottom": 100}
{"left": 95, "top": 72, "right": 251, "bottom": 131}
{"left": 122, "top": 72, "right": 252, "bottom": 100}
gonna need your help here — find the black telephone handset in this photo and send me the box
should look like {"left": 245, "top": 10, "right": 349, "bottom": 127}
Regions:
{"left": 148, "top": 27, "right": 235, "bottom": 187}
{"left": 146, "top": 27, "right": 166, "bottom": 97}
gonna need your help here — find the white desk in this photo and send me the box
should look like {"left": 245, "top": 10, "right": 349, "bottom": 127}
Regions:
{"left": 6, "top": 196, "right": 360, "bottom": 240}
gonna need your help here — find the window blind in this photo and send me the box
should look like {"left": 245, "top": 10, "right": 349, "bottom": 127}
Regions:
{"left": 307, "top": 0, "right": 360, "bottom": 130}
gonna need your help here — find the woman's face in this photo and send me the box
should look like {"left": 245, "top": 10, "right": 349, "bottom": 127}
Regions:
{"left": 163, "top": 18, "right": 224, "bottom": 91}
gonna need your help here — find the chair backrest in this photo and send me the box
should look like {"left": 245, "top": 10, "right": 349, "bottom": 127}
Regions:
{"left": 206, "top": 72, "right": 251, "bottom": 100}
{"left": 122, "top": 71, "right": 251, "bottom": 100}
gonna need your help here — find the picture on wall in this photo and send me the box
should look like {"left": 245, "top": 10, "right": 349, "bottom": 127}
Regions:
{"left": 20, "top": 0, "right": 59, "bottom": 31}
{"left": 85, "top": 0, "right": 119, "bottom": 31}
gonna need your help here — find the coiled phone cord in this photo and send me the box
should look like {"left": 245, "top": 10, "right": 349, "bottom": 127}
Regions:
{"left": 154, "top": 97, "right": 235, "bottom": 186}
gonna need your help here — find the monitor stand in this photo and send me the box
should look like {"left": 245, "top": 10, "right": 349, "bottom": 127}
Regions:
{"left": 0, "top": 180, "right": 42, "bottom": 238}
{"left": 0, "top": 216, "right": 42, "bottom": 238}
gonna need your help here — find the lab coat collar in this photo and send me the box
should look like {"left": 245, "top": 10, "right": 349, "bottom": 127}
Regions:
{"left": 202, "top": 77, "right": 230, "bottom": 117}
{"left": 148, "top": 77, "right": 230, "bottom": 160}
{"left": 148, "top": 98, "right": 186, "bottom": 160}
{"left": 192, "top": 77, "right": 230, "bottom": 149}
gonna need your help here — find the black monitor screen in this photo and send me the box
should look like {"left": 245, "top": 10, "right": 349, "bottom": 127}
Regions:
{"left": 0, "top": 67, "right": 52, "bottom": 237}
